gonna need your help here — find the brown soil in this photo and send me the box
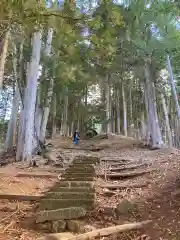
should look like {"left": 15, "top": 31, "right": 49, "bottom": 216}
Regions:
{"left": 0, "top": 137, "right": 180, "bottom": 239}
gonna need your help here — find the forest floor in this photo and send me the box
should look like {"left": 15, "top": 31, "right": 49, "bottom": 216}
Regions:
{"left": 0, "top": 135, "right": 180, "bottom": 239}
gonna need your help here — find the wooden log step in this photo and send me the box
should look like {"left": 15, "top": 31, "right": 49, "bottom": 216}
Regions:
{"left": 15, "top": 172, "right": 57, "bottom": 178}
{"left": 109, "top": 162, "right": 135, "bottom": 167}
{"left": 61, "top": 147, "right": 102, "bottom": 151}
{"left": 39, "top": 199, "right": 94, "bottom": 210}
{"left": 45, "top": 192, "right": 95, "bottom": 200}
{"left": 43, "top": 168, "right": 65, "bottom": 173}
{"left": 54, "top": 181, "right": 94, "bottom": 188}
{"left": 50, "top": 186, "right": 95, "bottom": 193}
{"left": 100, "top": 159, "right": 131, "bottom": 162}
{"left": 36, "top": 207, "right": 87, "bottom": 223}
{"left": 100, "top": 182, "right": 148, "bottom": 189}
{"left": 98, "top": 169, "right": 156, "bottom": 180}
{"left": 0, "top": 194, "right": 41, "bottom": 201}
{"left": 109, "top": 164, "right": 148, "bottom": 172}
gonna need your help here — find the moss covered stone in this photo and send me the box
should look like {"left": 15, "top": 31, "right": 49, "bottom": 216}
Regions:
{"left": 52, "top": 181, "right": 93, "bottom": 188}
{"left": 44, "top": 192, "right": 95, "bottom": 200}
{"left": 39, "top": 199, "right": 94, "bottom": 210}
{"left": 36, "top": 207, "right": 86, "bottom": 223}
{"left": 49, "top": 186, "right": 95, "bottom": 193}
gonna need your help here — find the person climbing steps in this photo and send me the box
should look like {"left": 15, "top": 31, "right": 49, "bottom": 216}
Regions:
{"left": 73, "top": 130, "right": 80, "bottom": 145}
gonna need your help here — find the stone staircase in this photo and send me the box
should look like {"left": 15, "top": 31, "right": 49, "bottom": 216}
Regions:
{"left": 36, "top": 155, "right": 100, "bottom": 233}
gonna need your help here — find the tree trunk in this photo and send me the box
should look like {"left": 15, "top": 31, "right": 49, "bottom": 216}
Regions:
{"left": 161, "top": 92, "right": 173, "bottom": 147}
{"left": 40, "top": 78, "right": 54, "bottom": 141}
{"left": 166, "top": 55, "right": 180, "bottom": 119}
{"left": 129, "top": 88, "right": 133, "bottom": 126}
{"left": 35, "top": 105, "right": 43, "bottom": 139}
{"left": 144, "top": 59, "right": 163, "bottom": 148}
{"left": 99, "top": 78, "right": 106, "bottom": 133}
{"left": 105, "top": 75, "right": 111, "bottom": 134}
{"left": 61, "top": 90, "right": 69, "bottom": 136}
{"left": 52, "top": 93, "right": 57, "bottom": 138}
{"left": 0, "top": 30, "right": 10, "bottom": 89}
{"left": 40, "top": 28, "right": 54, "bottom": 142}
{"left": 16, "top": 31, "right": 42, "bottom": 161}
{"left": 116, "top": 88, "right": 121, "bottom": 134}
{"left": 122, "top": 82, "right": 127, "bottom": 137}
{"left": 4, "top": 85, "right": 20, "bottom": 150}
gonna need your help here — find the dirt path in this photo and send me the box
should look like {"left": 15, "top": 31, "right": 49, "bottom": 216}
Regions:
{"left": 0, "top": 137, "right": 180, "bottom": 239}
{"left": 95, "top": 144, "right": 180, "bottom": 240}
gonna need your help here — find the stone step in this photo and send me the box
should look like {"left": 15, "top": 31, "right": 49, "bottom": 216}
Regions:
{"left": 73, "top": 160, "right": 95, "bottom": 165}
{"left": 70, "top": 163, "right": 95, "bottom": 168}
{"left": 45, "top": 192, "right": 95, "bottom": 200}
{"left": 74, "top": 156, "right": 100, "bottom": 163}
{"left": 53, "top": 181, "right": 94, "bottom": 188}
{"left": 66, "top": 220, "right": 85, "bottom": 233}
{"left": 36, "top": 207, "right": 87, "bottom": 223}
{"left": 65, "top": 170, "right": 95, "bottom": 176}
{"left": 62, "top": 177, "right": 94, "bottom": 181}
{"left": 67, "top": 166, "right": 95, "bottom": 173}
{"left": 63, "top": 173, "right": 95, "bottom": 178}
{"left": 39, "top": 199, "right": 94, "bottom": 210}
{"left": 50, "top": 187, "right": 95, "bottom": 193}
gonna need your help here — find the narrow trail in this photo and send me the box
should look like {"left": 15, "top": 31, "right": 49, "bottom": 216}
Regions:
{"left": 0, "top": 136, "right": 180, "bottom": 239}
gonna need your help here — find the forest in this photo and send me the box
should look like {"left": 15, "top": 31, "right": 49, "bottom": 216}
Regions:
{"left": 1, "top": 0, "right": 180, "bottom": 239}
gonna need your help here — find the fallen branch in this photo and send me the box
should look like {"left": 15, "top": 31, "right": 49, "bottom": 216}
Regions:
{"left": 98, "top": 169, "right": 156, "bottom": 179}
{"left": 37, "top": 220, "right": 152, "bottom": 240}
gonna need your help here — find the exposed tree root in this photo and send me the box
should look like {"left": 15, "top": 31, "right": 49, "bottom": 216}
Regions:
{"left": 37, "top": 220, "right": 152, "bottom": 240}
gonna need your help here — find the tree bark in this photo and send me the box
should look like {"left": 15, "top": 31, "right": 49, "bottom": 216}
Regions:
{"left": 166, "top": 55, "right": 180, "bottom": 119}
{"left": 40, "top": 78, "right": 54, "bottom": 141}
{"left": 61, "top": 89, "right": 69, "bottom": 136}
{"left": 52, "top": 93, "right": 57, "bottom": 138}
{"left": 16, "top": 31, "right": 42, "bottom": 161}
{"left": 105, "top": 75, "right": 111, "bottom": 133}
{"left": 40, "top": 28, "right": 54, "bottom": 142}
{"left": 122, "top": 82, "right": 127, "bottom": 137}
{"left": 116, "top": 88, "right": 121, "bottom": 134}
{"left": 100, "top": 79, "right": 106, "bottom": 133}
{"left": 144, "top": 59, "right": 163, "bottom": 148}
{"left": 160, "top": 92, "right": 173, "bottom": 147}
{"left": 4, "top": 85, "right": 20, "bottom": 150}
{"left": 0, "top": 30, "right": 10, "bottom": 89}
